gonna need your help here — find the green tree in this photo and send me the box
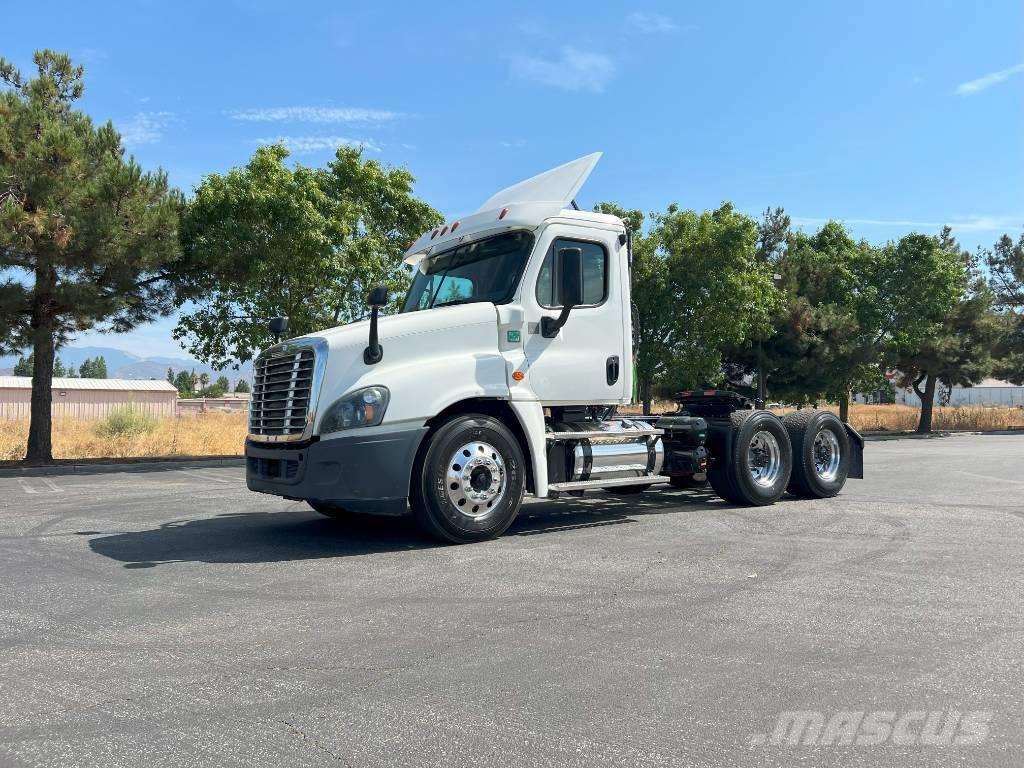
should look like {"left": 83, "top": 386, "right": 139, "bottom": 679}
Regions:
{"left": 79, "top": 357, "right": 93, "bottom": 378}
{"left": 215, "top": 375, "right": 230, "bottom": 391}
{"left": 13, "top": 354, "right": 32, "bottom": 376}
{"left": 93, "top": 355, "right": 107, "bottom": 378}
{"left": 166, "top": 367, "right": 174, "bottom": 384}
{"left": 198, "top": 372, "right": 210, "bottom": 394}
{"left": 173, "top": 369, "right": 192, "bottom": 396}
{"left": 652, "top": 203, "right": 779, "bottom": 404}
{"left": 0, "top": 51, "right": 182, "bottom": 462}
{"left": 52, "top": 357, "right": 66, "bottom": 377}
{"left": 234, "top": 379, "right": 250, "bottom": 393}
{"left": 985, "top": 231, "right": 1024, "bottom": 384}
{"left": 895, "top": 278, "right": 998, "bottom": 432}
{"left": 174, "top": 144, "right": 440, "bottom": 368}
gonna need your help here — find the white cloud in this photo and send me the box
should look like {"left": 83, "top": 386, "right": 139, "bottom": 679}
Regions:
{"left": 791, "top": 215, "right": 1023, "bottom": 233}
{"left": 955, "top": 63, "right": 1024, "bottom": 95}
{"left": 233, "top": 106, "right": 401, "bottom": 123}
{"left": 510, "top": 47, "right": 615, "bottom": 93}
{"left": 627, "top": 12, "right": 676, "bottom": 33}
{"left": 255, "top": 136, "right": 382, "bottom": 153}
{"left": 119, "top": 111, "right": 174, "bottom": 147}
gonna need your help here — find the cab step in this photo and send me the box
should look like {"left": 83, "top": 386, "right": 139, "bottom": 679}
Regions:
{"left": 548, "top": 475, "right": 671, "bottom": 493}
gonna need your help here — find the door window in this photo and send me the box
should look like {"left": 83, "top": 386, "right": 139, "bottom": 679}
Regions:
{"left": 536, "top": 239, "right": 608, "bottom": 308}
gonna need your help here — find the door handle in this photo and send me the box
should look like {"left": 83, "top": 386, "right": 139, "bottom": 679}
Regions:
{"left": 606, "top": 356, "right": 619, "bottom": 385}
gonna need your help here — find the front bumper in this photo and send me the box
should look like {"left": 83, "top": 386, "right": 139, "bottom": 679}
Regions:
{"left": 245, "top": 426, "right": 428, "bottom": 516}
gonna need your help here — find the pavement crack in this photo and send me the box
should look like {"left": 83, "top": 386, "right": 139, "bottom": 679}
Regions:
{"left": 279, "top": 719, "right": 352, "bottom": 765}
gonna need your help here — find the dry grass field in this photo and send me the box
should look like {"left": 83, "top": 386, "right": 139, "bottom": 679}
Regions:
{"left": 0, "top": 404, "right": 1022, "bottom": 462}
{"left": 0, "top": 412, "right": 248, "bottom": 462}
{"left": 624, "top": 402, "right": 1024, "bottom": 432}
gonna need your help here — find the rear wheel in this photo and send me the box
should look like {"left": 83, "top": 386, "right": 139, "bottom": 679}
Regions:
{"left": 708, "top": 410, "right": 792, "bottom": 506}
{"left": 784, "top": 410, "right": 850, "bottom": 498}
{"left": 411, "top": 414, "right": 526, "bottom": 543}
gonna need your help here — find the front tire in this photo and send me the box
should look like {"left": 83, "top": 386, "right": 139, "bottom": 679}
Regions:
{"left": 708, "top": 411, "right": 792, "bottom": 506}
{"left": 411, "top": 414, "right": 526, "bottom": 543}
{"left": 784, "top": 410, "right": 850, "bottom": 498}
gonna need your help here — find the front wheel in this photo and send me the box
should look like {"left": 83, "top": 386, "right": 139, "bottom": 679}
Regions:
{"left": 708, "top": 411, "right": 792, "bottom": 506}
{"left": 411, "top": 414, "right": 526, "bottom": 543}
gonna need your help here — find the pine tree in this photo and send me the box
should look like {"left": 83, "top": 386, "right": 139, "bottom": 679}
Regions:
{"left": 52, "top": 357, "right": 66, "bottom": 377}
{"left": 0, "top": 51, "right": 183, "bottom": 462}
{"left": 234, "top": 379, "right": 250, "bottom": 393}
{"left": 13, "top": 354, "right": 33, "bottom": 376}
{"left": 94, "top": 356, "right": 107, "bottom": 378}
{"left": 79, "top": 358, "right": 93, "bottom": 378}
{"left": 215, "top": 375, "right": 230, "bottom": 391}
{"left": 166, "top": 367, "right": 174, "bottom": 384}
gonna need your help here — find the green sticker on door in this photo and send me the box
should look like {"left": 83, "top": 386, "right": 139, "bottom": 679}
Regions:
{"left": 506, "top": 330, "right": 521, "bottom": 343}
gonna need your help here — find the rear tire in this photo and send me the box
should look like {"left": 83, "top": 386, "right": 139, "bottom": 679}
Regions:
{"left": 411, "top": 414, "right": 526, "bottom": 543}
{"left": 708, "top": 411, "right": 792, "bottom": 506}
{"left": 784, "top": 410, "right": 850, "bottom": 498}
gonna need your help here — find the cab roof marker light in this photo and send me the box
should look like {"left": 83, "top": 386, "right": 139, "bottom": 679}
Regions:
{"left": 451, "top": 221, "right": 460, "bottom": 232}
{"left": 430, "top": 229, "right": 439, "bottom": 239}
{"left": 499, "top": 207, "right": 509, "bottom": 220}
{"left": 440, "top": 225, "right": 449, "bottom": 236}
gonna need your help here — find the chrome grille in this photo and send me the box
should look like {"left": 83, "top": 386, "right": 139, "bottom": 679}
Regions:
{"left": 249, "top": 345, "right": 317, "bottom": 440}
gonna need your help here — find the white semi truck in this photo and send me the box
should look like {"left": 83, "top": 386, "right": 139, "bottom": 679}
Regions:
{"left": 245, "top": 154, "right": 863, "bottom": 543}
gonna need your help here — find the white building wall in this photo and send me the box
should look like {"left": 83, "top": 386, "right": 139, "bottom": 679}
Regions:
{"left": 0, "top": 387, "right": 176, "bottom": 419}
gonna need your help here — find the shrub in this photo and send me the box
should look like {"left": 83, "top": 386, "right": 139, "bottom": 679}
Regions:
{"left": 95, "top": 406, "right": 158, "bottom": 439}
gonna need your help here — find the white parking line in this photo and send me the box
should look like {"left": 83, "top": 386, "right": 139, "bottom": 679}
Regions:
{"left": 16, "top": 478, "right": 61, "bottom": 494}
{"left": 188, "top": 469, "right": 231, "bottom": 484}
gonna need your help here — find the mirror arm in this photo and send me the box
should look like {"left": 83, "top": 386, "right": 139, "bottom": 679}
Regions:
{"left": 541, "top": 304, "right": 574, "bottom": 338}
{"left": 364, "top": 306, "right": 383, "bottom": 364}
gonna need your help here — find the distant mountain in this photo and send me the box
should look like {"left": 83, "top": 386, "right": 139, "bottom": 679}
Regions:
{"left": 0, "top": 346, "right": 253, "bottom": 384}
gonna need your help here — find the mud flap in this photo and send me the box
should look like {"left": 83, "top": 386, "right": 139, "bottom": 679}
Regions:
{"left": 844, "top": 423, "right": 865, "bottom": 479}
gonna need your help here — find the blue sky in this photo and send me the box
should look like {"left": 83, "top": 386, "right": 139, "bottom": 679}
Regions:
{"left": 6, "top": 0, "right": 1023, "bottom": 358}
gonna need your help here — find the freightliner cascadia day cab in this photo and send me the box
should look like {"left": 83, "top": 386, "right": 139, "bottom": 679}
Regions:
{"left": 246, "top": 154, "right": 864, "bottom": 543}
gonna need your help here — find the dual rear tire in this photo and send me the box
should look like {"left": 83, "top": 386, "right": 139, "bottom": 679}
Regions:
{"left": 708, "top": 409, "right": 850, "bottom": 505}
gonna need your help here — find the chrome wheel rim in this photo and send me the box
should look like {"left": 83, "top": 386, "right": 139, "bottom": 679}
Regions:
{"left": 747, "top": 430, "right": 782, "bottom": 488}
{"left": 445, "top": 441, "right": 505, "bottom": 517}
{"left": 813, "top": 429, "right": 841, "bottom": 481}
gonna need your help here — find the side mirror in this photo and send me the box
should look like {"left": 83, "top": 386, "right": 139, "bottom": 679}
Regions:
{"left": 541, "top": 247, "right": 584, "bottom": 338}
{"left": 555, "top": 247, "right": 584, "bottom": 309}
{"left": 268, "top": 316, "right": 289, "bottom": 342}
{"left": 364, "top": 285, "right": 387, "bottom": 365}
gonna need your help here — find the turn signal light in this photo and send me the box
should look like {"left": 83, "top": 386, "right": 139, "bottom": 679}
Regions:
{"left": 512, "top": 371, "right": 525, "bottom": 381}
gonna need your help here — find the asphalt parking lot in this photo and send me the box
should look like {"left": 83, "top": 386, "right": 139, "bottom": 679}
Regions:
{"left": 1, "top": 434, "right": 1022, "bottom": 767}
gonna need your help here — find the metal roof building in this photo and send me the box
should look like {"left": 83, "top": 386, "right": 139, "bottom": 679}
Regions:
{"left": 0, "top": 377, "right": 177, "bottom": 420}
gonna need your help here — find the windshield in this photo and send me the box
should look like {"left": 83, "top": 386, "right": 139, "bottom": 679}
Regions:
{"left": 401, "top": 231, "right": 534, "bottom": 313}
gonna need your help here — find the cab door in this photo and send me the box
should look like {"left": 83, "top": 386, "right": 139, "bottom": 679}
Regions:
{"left": 521, "top": 225, "right": 626, "bottom": 404}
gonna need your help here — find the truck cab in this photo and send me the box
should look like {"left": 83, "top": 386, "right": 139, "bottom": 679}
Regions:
{"left": 246, "top": 154, "right": 863, "bottom": 542}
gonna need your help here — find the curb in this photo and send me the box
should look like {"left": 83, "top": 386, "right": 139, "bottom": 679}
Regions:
{"left": 0, "top": 456, "right": 245, "bottom": 478}
{"left": 862, "top": 428, "right": 1024, "bottom": 441}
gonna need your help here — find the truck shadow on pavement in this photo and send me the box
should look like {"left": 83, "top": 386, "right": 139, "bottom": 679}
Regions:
{"left": 85, "top": 489, "right": 736, "bottom": 568}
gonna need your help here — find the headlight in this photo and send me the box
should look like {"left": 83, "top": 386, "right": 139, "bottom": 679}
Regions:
{"left": 320, "top": 386, "right": 390, "bottom": 433}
